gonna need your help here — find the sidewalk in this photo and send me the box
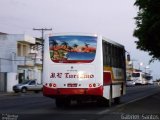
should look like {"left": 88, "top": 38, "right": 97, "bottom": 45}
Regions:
{"left": 0, "top": 92, "right": 16, "bottom": 96}
{"left": 0, "top": 92, "right": 40, "bottom": 97}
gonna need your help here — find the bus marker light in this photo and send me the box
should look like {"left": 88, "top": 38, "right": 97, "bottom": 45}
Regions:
{"left": 53, "top": 83, "right": 56, "bottom": 87}
{"left": 49, "top": 83, "right": 52, "bottom": 87}
{"left": 93, "top": 83, "right": 96, "bottom": 87}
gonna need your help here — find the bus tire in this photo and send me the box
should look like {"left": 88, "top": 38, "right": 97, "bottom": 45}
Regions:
{"left": 114, "top": 97, "right": 120, "bottom": 104}
{"left": 64, "top": 98, "right": 71, "bottom": 107}
{"left": 97, "top": 98, "right": 108, "bottom": 107}
{"left": 108, "top": 100, "right": 112, "bottom": 107}
{"left": 55, "top": 98, "right": 63, "bottom": 108}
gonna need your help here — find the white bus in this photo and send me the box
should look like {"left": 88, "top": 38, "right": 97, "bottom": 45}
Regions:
{"left": 131, "top": 72, "right": 151, "bottom": 85}
{"left": 43, "top": 33, "right": 126, "bottom": 107}
{"left": 145, "top": 74, "right": 153, "bottom": 85}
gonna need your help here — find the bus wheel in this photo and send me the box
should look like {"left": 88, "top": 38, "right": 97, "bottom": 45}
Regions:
{"left": 108, "top": 99, "right": 112, "bottom": 107}
{"left": 97, "top": 98, "right": 108, "bottom": 107}
{"left": 55, "top": 98, "right": 63, "bottom": 108}
{"left": 64, "top": 98, "right": 71, "bottom": 107}
{"left": 114, "top": 97, "right": 120, "bottom": 104}
{"left": 77, "top": 99, "right": 82, "bottom": 105}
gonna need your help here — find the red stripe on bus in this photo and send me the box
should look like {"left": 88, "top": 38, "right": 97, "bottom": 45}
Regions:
{"left": 43, "top": 86, "right": 103, "bottom": 96}
{"left": 103, "top": 71, "right": 112, "bottom": 85}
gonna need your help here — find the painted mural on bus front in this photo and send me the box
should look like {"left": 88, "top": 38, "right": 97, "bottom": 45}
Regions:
{"left": 49, "top": 35, "right": 97, "bottom": 63}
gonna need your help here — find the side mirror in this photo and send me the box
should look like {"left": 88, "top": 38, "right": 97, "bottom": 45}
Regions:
{"left": 127, "top": 54, "right": 130, "bottom": 61}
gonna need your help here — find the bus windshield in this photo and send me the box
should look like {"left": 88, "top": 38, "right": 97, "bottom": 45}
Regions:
{"left": 132, "top": 73, "right": 140, "bottom": 77}
{"left": 49, "top": 35, "right": 97, "bottom": 63}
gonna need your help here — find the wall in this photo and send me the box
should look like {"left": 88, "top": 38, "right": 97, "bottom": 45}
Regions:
{"left": 0, "top": 72, "right": 7, "bottom": 92}
{"left": 0, "top": 35, "right": 18, "bottom": 72}
{"left": 7, "top": 72, "right": 18, "bottom": 92}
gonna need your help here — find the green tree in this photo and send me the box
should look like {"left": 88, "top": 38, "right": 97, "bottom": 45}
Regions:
{"left": 133, "top": 0, "right": 160, "bottom": 61}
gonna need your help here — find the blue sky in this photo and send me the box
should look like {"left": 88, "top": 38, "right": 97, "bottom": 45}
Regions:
{"left": 0, "top": 0, "right": 160, "bottom": 79}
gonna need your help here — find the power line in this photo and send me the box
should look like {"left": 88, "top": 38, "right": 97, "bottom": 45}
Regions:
{"left": 33, "top": 28, "right": 52, "bottom": 61}
{"left": 0, "top": 57, "right": 34, "bottom": 61}
{"left": 33, "top": 28, "right": 52, "bottom": 40}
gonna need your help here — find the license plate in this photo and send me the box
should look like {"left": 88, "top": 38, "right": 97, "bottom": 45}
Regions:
{"left": 67, "top": 83, "right": 77, "bottom": 87}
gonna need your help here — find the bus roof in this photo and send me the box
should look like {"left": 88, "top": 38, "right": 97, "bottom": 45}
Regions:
{"left": 102, "top": 36, "right": 124, "bottom": 48}
{"left": 49, "top": 33, "right": 98, "bottom": 38}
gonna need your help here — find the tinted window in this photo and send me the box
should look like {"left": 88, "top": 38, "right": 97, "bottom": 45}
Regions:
{"left": 132, "top": 73, "right": 140, "bottom": 77}
{"left": 29, "top": 81, "right": 36, "bottom": 85}
{"left": 103, "top": 40, "right": 124, "bottom": 68}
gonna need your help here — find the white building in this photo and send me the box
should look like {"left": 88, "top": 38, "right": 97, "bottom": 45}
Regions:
{"left": 0, "top": 33, "right": 42, "bottom": 90}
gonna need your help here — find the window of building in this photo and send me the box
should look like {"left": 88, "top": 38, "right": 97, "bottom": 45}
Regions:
{"left": 17, "top": 43, "right": 29, "bottom": 56}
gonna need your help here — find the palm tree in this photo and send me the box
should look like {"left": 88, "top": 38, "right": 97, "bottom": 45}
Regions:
{"left": 81, "top": 47, "right": 85, "bottom": 52}
{"left": 73, "top": 44, "right": 78, "bottom": 48}
{"left": 51, "top": 40, "right": 58, "bottom": 47}
{"left": 61, "top": 41, "right": 68, "bottom": 48}
{"left": 68, "top": 46, "right": 73, "bottom": 51}
{"left": 85, "top": 43, "right": 90, "bottom": 48}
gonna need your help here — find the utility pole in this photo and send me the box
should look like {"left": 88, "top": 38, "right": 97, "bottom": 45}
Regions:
{"left": 33, "top": 28, "right": 52, "bottom": 83}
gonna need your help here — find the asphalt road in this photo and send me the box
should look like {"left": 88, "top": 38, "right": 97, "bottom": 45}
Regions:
{"left": 0, "top": 85, "right": 160, "bottom": 120}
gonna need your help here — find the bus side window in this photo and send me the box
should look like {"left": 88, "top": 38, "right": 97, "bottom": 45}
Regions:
{"left": 103, "top": 41, "right": 107, "bottom": 65}
{"left": 107, "top": 43, "right": 111, "bottom": 66}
